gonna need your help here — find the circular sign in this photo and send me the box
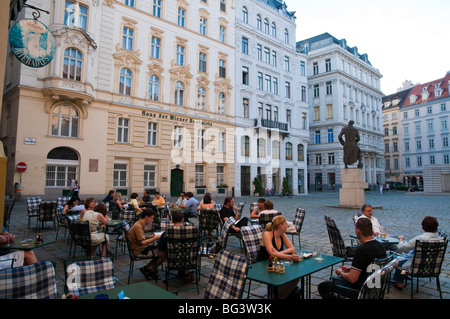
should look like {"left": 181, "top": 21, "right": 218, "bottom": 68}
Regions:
{"left": 17, "top": 162, "right": 27, "bottom": 172}
{"left": 9, "top": 19, "right": 56, "bottom": 68}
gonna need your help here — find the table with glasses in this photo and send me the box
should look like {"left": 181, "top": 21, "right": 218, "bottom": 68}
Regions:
{"left": 246, "top": 254, "right": 344, "bottom": 299}
{"left": 77, "top": 281, "right": 181, "bottom": 299}
{"left": 0, "top": 237, "right": 56, "bottom": 251}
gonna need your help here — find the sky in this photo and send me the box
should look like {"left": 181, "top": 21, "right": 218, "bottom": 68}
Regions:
{"left": 285, "top": 0, "right": 450, "bottom": 95}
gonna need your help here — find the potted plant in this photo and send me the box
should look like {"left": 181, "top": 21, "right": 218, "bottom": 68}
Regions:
{"left": 252, "top": 177, "right": 264, "bottom": 196}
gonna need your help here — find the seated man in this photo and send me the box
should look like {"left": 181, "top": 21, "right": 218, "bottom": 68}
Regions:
{"left": 219, "top": 197, "right": 248, "bottom": 233}
{"left": 141, "top": 189, "right": 152, "bottom": 205}
{"left": 176, "top": 192, "right": 187, "bottom": 206}
{"left": 128, "top": 209, "right": 162, "bottom": 280}
{"left": 145, "top": 211, "right": 194, "bottom": 283}
{"left": 318, "top": 218, "right": 387, "bottom": 299}
{"left": 179, "top": 192, "right": 198, "bottom": 221}
{"left": 357, "top": 204, "right": 382, "bottom": 235}
{"left": 152, "top": 192, "right": 165, "bottom": 206}
{"left": 102, "top": 190, "right": 115, "bottom": 203}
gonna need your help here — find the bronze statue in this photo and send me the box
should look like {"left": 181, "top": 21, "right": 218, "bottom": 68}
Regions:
{"left": 338, "top": 120, "right": 363, "bottom": 168}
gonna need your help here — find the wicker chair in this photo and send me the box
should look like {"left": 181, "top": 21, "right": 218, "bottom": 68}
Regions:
{"left": 204, "top": 250, "right": 248, "bottom": 299}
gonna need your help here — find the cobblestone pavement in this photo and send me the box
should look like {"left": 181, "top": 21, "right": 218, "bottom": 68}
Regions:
{"left": 6, "top": 190, "right": 449, "bottom": 300}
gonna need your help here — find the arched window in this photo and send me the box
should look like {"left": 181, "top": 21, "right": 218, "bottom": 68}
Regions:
{"left": 256, "top": 15, "right": 262, "bottom": 30}
{"left": 241, "top": 135, "right": 250, "bottom": 157}
{"left": 264, "top": 18, "right": 269, "bottom": 34}
{"left": 284, "top": 28, "right": 289, "bottom": 44}
{"left": 271, "top": 22, "right": 276, "bottom": 37}
{"left": 197, "top": 87, "right": 206, "bottom": 109}
{"left": 257, "top": 138, "right": 266, "bottom": 158}
{"left": 298, "top": 144, "right": 305, "bottom": 161}
{"left": 63, "top": 48, "right": 82, "bottom": 81}
{"left": 119, "top": 68, "right": 132, "bottom": 95}
{"left": 148, "top": 75, "right": 160, "bottom": 101}
{"left": 285, "top": 142, "right": 292, "bottom": 160}
{"left": 218, "top": 92, "right": 226, "bottom": 113}
{"left": 46, "top": 147, "right": 79, "bottom": 187}
{"left": 175, "top": 81, "right": 184, "bottom": 106}
{"left": 242, "top": 6, "right": 248, "bottom": 23}
{"left": 272, "top": 140, "right": 280, "bottom": 159}
{"left": 51, "top": 104, "right": 79, "bottom": 138}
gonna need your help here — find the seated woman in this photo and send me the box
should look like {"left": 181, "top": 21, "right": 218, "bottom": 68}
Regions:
{"left": 62, "top": 197, "right": 80, "bottom": 216}
{"left": 256, "top": 215, "right": 300, "bottom": 299}
{"left": 250, "top": 197, "right": 265, "bottom": 219}
{"left": 198, "top": 193, "right": 215, "bottom": 210}
{"left": 129, "top": 193, "right": 143, "bottom": 213}
{"left": 80, "top": 203, "right": 110, "bottom": 257}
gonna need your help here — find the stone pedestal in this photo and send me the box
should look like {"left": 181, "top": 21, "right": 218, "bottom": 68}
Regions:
{"left": 339, "top": 168, "right": 368, "bottom": 208}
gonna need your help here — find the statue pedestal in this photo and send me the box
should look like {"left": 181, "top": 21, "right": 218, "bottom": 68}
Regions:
{"left": 339, "top": 168, "right": 367, "bottom": 208}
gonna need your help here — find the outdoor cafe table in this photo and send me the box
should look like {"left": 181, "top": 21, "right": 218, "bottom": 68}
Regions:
{"left": 349, "top": 234, "right": 399, "bottom": 245}
{"left": 246, "top": 254, "right": 344, "bottom": 299}
{"left": 78, "top": 281, "right": 181, "bottom": 299}
{"left": 0, "top": 237, "right": 56, "bottom": 251}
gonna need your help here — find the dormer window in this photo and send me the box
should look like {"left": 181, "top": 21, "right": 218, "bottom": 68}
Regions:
{"left": 410, "top": 95, "right": 416, "bottom": 104}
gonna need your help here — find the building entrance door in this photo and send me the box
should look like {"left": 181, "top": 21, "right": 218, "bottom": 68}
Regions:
{"left": 170, "top": 168, "right": 183, "bottom": 197}
{"left": 241, "top": 166, "right": 251, "bottom": 196}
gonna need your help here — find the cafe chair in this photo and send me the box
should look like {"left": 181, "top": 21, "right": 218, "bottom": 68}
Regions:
{"left": 36, "top": 201, "right": 58, "bottom": 234}
{"left": 120, "top": 205, "right": 138, "bottom": 225}
{"left": 204, "top": 250, "right": 248, "bottom": 299}
{"left": 3, "top": 197, "right": 15, "bottom": 231}
{"left": 236, "top": 201, "right": 246, "bottom": 219}
{"left": 69, "top": 220, "right": 94, "bottom": 258}
{"left": 62, "top": 257, "right": 116, "bottom": 296}
{"left": 240, "top": 225, "right": 263, "bottom": 264}
{"left": 324, "top": 216, "right": 358, "bottom": 277}
{"left": 164, "top": 224, "right": 201, "bottom": 292}
{"left": 405, "top": 240, "right": 448, "bottom": 299}
{"left": 240, "top": 224, "right": 263, "bottom": 299}
{"left": 122, "top": 221, "right": 158, "bottom": 284}
{"left": 56, "top": 196, "right": 71, "bottom": 216}
{"left": 333, "top": 258, "right": 400, "bottom": 299}
{"left": 26, "top": 196, "right": 42, "bottom": 228}
{"left": 198, "top": 208, "right": 221, "bottom": 252}
{"left": 0, "top": 260, "right": 57, "bottom": 299}
{"left": 286, "top": 208, "right": 306, "bottom": 250}
{"left": 220, "top": 217, "right": 244, "bottom": 252}
{"left": 258, "top": 211, "right": 282, "bottom": 229}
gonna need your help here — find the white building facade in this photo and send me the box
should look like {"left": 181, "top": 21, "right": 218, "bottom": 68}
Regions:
{"left": 393, "top": 72, "right": 450, "bottom": 190}
{"left": 297, "top": 33, "right": 384, "bottom": 192}
{"left": 234, "top": 0, "right": 309, "bottom": 196}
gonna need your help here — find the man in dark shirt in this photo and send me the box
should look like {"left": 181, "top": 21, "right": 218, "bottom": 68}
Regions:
{"left": 318, "top": 218, "right": 386, "bottom": 299}
{"left": 219, "top": 197, "right": 248, "bottom": 233}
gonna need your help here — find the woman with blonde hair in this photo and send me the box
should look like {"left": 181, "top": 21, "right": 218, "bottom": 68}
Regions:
{"left": 256, "top": 215, "right": 300, "bottom": 298}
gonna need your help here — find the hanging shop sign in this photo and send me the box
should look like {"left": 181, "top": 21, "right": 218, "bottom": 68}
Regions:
{"left": 9, "top": 18, "right": 55, "bottom": 68}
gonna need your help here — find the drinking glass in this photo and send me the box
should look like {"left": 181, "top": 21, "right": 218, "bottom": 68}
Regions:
{"left": 315, "top": 244, "right": 323, "bottom": 261}
{"left": 380, "top": 226, "right": 386, "bottom": 239}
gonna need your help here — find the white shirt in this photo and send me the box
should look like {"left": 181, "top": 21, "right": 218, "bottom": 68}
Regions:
{"left": 357, "top": 214, "right": 381, "bottom": 234}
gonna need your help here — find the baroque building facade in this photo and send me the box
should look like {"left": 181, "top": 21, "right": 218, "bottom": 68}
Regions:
{"left": 2, "top": 0, "right": 236, "bottom": 198}
{"left": 234, "top": 0, "right": 309, "bottom": 196}
{"left": 297, "top": 33, "right": 384, "bottom": 192}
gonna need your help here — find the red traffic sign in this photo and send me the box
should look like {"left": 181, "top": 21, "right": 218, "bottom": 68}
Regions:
{"left": 16, "top": 162, "right": 27, "bottom": 172}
